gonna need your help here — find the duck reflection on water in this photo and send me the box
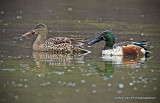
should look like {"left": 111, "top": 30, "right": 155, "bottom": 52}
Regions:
{"left": 32, "top": 51, "right": 86, "bottom": 67}
{"left": 91, "top": 55, "right": 152, "bottom": 79}
{"left": 102, "top": 55, "right": 152, "bottom": 69}
{"left": 31, "top": 51, "right": 88, "bottom": 77}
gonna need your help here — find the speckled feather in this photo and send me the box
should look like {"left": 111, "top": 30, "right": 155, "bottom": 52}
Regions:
{"left": 22, "top": 23, "right": 88, "bottom": 53}
{"left": 39, "top": 37, "right": 86, "bottom": 53}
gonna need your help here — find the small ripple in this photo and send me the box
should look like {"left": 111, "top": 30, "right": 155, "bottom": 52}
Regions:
{"left": 1, "top": 68, "right": 15, "bottom": 72}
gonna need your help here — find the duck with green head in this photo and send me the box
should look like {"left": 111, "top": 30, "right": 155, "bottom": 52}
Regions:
{"left": 88, "top": 30, "right": 151, "bottom": 57}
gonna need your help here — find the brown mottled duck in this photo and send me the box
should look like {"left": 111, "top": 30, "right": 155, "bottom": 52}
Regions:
{"left": 22, "top": 23, "right": 89, "bottom": 53}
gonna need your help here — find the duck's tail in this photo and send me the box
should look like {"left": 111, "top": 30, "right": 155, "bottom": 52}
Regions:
{"left": 133, "top": 41, "right": 148, "bottom": 50}
{"left": 145, "top": 50, "right": 152, "bottom": 57}
{"left": 133, "top": 41, "right": 152, "bottom": 57}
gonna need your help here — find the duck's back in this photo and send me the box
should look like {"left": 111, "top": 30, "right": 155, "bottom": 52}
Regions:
{"left": 38, "top": 37, "right": 87, "bottom": 53}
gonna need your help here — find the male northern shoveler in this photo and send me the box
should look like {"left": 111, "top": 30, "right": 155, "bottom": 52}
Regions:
{"left": 88, "top": 30, "right": 151, "bottom": 56}
{"left": 22, "top": 23, "right": 89, "bottom": 53}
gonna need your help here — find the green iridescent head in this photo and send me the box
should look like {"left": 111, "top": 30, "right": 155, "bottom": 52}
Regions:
{"left": 88, "top": 30, "right": 115, "bottom": 49}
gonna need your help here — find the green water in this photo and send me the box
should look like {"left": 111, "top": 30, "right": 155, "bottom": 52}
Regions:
{"left": 0, "top": 0, "right": 160, "bottom": 103}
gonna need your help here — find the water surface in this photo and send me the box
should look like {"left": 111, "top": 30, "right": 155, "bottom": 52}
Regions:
{"left": 0, "top": 0, "right": 160, "bottom": 103}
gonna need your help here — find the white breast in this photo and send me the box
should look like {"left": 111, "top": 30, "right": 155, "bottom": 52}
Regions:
{"left": 102, "top": 47, "right": 123, "bottom": 56}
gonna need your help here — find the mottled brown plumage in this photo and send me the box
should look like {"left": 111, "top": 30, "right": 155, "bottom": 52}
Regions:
{"left": 22, "top": 23, "right": 89, "bottom": 53}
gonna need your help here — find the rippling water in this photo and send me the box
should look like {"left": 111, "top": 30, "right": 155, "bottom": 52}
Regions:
{"left": 0, "top": 0, "right": 160, "bottom": 103}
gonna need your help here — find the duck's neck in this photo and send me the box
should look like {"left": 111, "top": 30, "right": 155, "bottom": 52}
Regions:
{"left": 103, "top": 40, "right": 114, "bottom": 50}
{"left": 33, "top": 33, "right": 47, "bottom": 51}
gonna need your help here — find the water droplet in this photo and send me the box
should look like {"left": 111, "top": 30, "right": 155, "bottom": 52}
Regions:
{"left": 121, "top": 77, "right": 125, "bottom": 80}
{"left": 23, "top": 79, "right": 28, "bottom": 82}
{"left": 86, "top": 73, "right": 92, "bottom": 76}
{"left": 67, "top": 69, "right": 72, "bottom": 72}
{"left": 17, "top": 83, "right": 23, "bottom": 87}
{"left": 3, "top": 84, "right": 6, "bottom": 87}
{"left": 150, "top": 69, "right": 155, "bottom": 72}
{"left": 143, "top": 85, "right": 147, "bottom": 88}
{"left": 75, "top": 89, "right": 80, "bottom": 92}
{"left": 92, "top": 90, "right": 96, "bottom": 94}
{"left": 141, "top": 14, "right": 144, "bottom": 18}
{"left": 118, "top": 83, "right": 124, "bottom": 88}
{"left": 37, "top": 74, "right": 43, "bottom": 77}
{"left": 91, "top": 84, "right": 96, "bottom": 88}
{"left": 152, "top": 78, "right": 157, "bottom": 80}
{"left": 1, "top": 11, "right": 4, "bottom": 14}
{"left": 24, "top": 84, "right": 28, "bottom": 88}
{"left": 135, "top": 69, "right": 139, "bottom": 72}
{"left": 67, "top": 82, "right": 76, "bottom": 87}
{"left": 81, "top": 80, "right": 86, "bottom": 83}
{"left": 139, "top": 76, "right": 143, "bottom": 79}
{"left": 16, "top": 16, "right": 22, "bottom": 19}
{"left": 68, "top": 8, "right": 73, "bottom": 11}
{"left": 133, "top": 87, "right": 137, "bottom": 90}
{"left": 107, "top": 83, "right": 112, "bottom": 87}
{"left": 141, "top": 33, "right": 144, "bottom": 36}
{"left": 153, "top": 87, "right": 157, "bottom": 90}
{"left": 117, "top": 90, "right": 122, "bottom": 94}
{"left": 78, "top": 20, "right": 81, "bottom": 23}
{"left": 11, "top": 81, "right": 15, "bottom": 85}
{"left": 129, "top": 82, "right": 133, "bottom": 86}
{"left": 150, "top": 46, "right": 154, "bottom": 48}
{"left": 130, "top": 38, "right": 133, "bottom": 41}
{"left": 14, "top": 95, "right": 19, "bottom": 100}
{"left": 137, "top": 80, "right": 140, "bottom": 83}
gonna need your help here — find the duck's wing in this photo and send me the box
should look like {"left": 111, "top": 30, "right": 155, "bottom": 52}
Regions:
{"left": 45, "top": 37, "right": 85, "bottom": 46}
{"left": 113, "top": 41, "right": 148, "bottom": 49}
{"left": 113, "top": 41, "right": 133, "bottom": 48}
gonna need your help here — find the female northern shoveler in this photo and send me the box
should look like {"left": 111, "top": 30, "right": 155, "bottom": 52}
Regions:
{"left": 22, "top": 23, "right": 89, "bottom": 53}
{"left": 88, "top": 30, "right": 151, "bottom": 56}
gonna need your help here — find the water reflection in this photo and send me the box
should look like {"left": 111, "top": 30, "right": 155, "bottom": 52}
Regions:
{"left": 33, "top": 52, "right": 86, "bottom": 66}
{"left": 102, "top": 55, "right": 151, "bottom": 69}
{"left": 92, "top": 55, "right": 152, "bottom": 79}
{"left": 31, "top": 52, "right": 87, "bottom": 77}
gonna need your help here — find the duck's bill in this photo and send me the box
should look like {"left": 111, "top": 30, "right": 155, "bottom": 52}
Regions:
{"left": 88, "top": 34, "right": 103, "bottom": 45}
{"left": 22, "top": 30, "right": 35, "bottom": 37}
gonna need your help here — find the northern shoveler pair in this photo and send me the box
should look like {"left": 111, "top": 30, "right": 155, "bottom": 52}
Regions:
{"left": 22, "top": 23, "right": 151, "bottom": 56}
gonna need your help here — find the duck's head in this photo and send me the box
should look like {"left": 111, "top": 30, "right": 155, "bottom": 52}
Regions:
{"left": 22, "top": 23, "right": 48, "bottom": 37}
{"left": 88, "top": 30, "right": 115, "bottom": 49}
